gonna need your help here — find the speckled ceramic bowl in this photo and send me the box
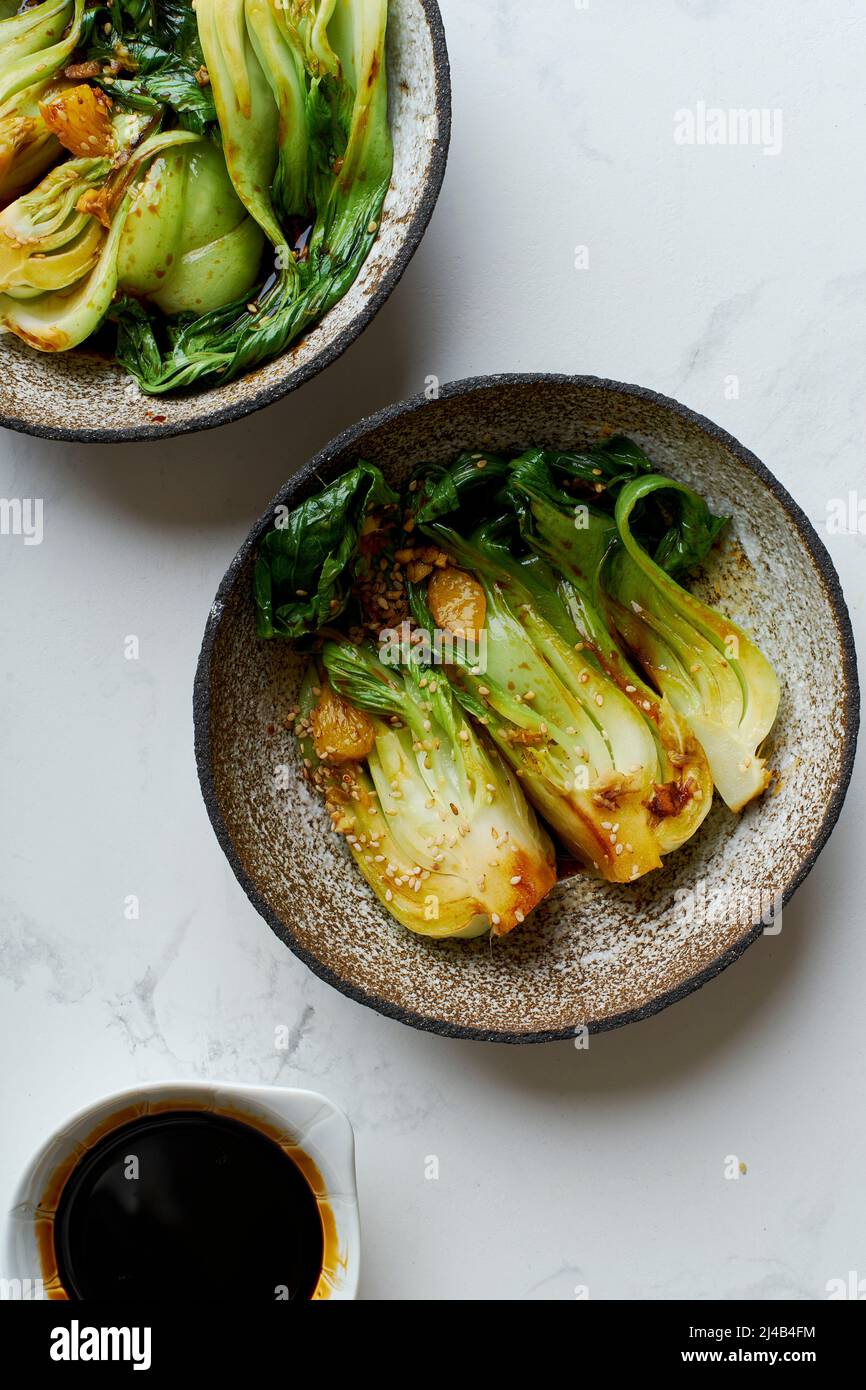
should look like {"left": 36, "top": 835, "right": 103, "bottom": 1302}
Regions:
{"left": 0, "top": 0, "right": 450, "bottom": 444}
{"left": 194, "top": 375, "right": 859, "bottom": 1043}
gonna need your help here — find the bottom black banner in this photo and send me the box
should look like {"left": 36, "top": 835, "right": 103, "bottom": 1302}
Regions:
{"left": 0, "top": 1298, "right": 861, "bottom": 1374}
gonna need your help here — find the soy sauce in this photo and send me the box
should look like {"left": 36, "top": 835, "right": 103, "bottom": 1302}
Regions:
{"left": 53, "top": 1110, "right": 324, "bottom": 1301}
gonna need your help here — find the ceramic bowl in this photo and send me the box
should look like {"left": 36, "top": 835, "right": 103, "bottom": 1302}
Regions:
{"left": 3, "top": 1081, "right": 360, "bottom": 1300}
{"left": 0, "top": 0, "right": 450, "bottom": 444}
{"left": 194, "top": 374, "right": 859, "bottom": 1042}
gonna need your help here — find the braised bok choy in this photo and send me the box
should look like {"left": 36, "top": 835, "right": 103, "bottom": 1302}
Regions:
{"left": 253, "top": 439, "right": 781, "bottom": 942}
{"left": 410, "top": 521, "right": 714, "bottom": 882}
{"left": 299, "top": 640, "right": 556, "bottom": 939}
{"left": 0, "top": 0, "right": 392, "bottom": 394}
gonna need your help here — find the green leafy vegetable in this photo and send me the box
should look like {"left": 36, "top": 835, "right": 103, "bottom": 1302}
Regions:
{"left": 643, "top": 477, "right": 729, "bottom": 578}
{"left": 0, "top": 156, "right": 108, "bottom": 298}
{"left": 604, "top": 475, "right": 780, "bottom": 811}
{"left": 81, "top": 5, "right": 216, "bottom": 134}
{"left": 412, "top": 451, "right": 512, "bottom": 528}
{"left": 502, "top": 451, "right": 777, "bottom": 810}
{"left": 287, "top": 0, "right": 341, "bottom": 79}
{"left": 193, "top": 0, "right": 287, "bottom": 253}
{"left": 109, "top": 1, "right": 156, "bottom": 31}
{"left": 0, "top": 1, "right": 74, "bottom": 72}
{"left": 2, "top": 0, "right": 393, "bottom": 394}
{"left": 103, "top": 46, "right": 215, "bottom": 133}
{"left": 246, "top": 0, "right": 309, "bottom": 227}
{"left": 505, "top": 451, "right": 715, "bottom": 854}
{"left": 253, "top": 439, "right": 784, "bottom": 936}
{"left": 539, "top": 436, "right": 655, "bottom": 499}
{"left": 254, "top": 461, "right": 399, "bottom": 640}
{"left": 410, "top": 519, "right": 712, "bottom": 883}
{"left": 0, "top": 185, "right": 130, "bottom": 349}
{"left": 116, "top": 0, "right": 393, "bottom": 393}
{"left": 0, "top": 0, "right": 84, "bottom": 109}
{"left": 0, "top": 127, "right": 199, "bottom": 349}
{"left": 0, "top": 76, "right": 65, "bottom": 205}
{"left": 117, "top": 138, "right": 265, "bottom": 313}
{"left": 307, "top": 639, "right": 556, "bottom": 939}
{"left": 408, "top": 437, "right": 656, "bottom": 534}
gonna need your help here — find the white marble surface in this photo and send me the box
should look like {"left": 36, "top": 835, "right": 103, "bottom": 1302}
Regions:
{"left": 1, "top": 0, "right": 864, "bottom": 1301}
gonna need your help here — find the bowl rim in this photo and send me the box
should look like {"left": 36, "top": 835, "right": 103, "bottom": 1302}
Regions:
{"left": 194, "top": 372, "right": 861, "bottom": 1044}
{"left": 0, "top": 0, "right": 452, "bottom": 446}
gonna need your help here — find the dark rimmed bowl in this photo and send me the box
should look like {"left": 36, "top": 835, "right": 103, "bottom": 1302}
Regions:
{"left": 194, "top": 374, "right": 859, "bottom": 1043}
{"left": 0, "top": 0, "right": 450, "bottom": 444}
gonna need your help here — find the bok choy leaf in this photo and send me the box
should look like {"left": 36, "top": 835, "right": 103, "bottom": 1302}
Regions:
{"left": 306, "top": 640, "right": 556, "bottom": 939}
{"left": 254, "top": 461, "right": 399, "bottom": 640}
{"left": 115, "top": 0, "right": 392, "bottom": 393}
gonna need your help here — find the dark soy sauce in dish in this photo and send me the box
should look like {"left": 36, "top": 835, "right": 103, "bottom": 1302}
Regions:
{"left": 53, "top": 1110, "right": 324, "bottom": 1300}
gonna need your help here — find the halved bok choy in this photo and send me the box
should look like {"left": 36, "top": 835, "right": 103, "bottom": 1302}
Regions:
{"left": 115, "top": 0, "right": 392, "bottom": 393}
{"left": 408, "top": 521, "right": 712, "bottom": 883}
{"left": 505, "top": 450, "right": 715, "bottom": 854}
{"left": 502, "top": 449, "right": 780, "bottom": 812}
{"left": 605, "top": 475, "right": 781, "bottom": 811}
{"left": 0, "top": 0, "right": 84, "bottom": 109}
{"left": 298, "top": 638, "right": 556, "bottom": 939}
{"left": 0, "top": 127, "right": 201, "bottom": 351}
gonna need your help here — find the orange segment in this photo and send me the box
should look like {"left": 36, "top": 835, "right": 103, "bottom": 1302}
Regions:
{"left": 40, "top": 85, "right": 115, "bottom": 159}
{"left": 311, "top": 684, "right": 375, "bottom": 764}
{"left": 427, "top": 567, "right": 486, "bottom": 639}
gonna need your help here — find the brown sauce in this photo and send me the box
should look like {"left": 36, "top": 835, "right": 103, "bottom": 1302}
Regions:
{"left": 51, "top": 1109, "right": 325, "bottom": 1301}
